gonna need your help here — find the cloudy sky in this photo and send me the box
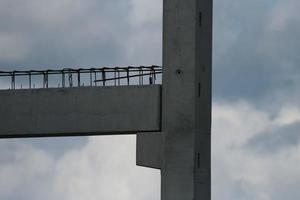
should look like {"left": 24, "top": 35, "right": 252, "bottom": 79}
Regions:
{"left": 0, "top": 0, "right": 300, "bottom": 199}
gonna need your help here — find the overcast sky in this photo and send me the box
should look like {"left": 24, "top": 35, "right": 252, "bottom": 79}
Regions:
{"left": 0, "top": 0, "right": 300, "bottom": 199}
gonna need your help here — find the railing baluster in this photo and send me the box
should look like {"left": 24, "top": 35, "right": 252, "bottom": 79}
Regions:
{"left": 94, "top": 71, "right": 97, "bottom": 86}
{"left": 11, "top": 72, "right": 15, "bottom": 89}
{"left": 102, "top": 69, "right": 106, "bottom": 86}
{"left": 62, "top": 72, "right": 65, "bottom": 88}
{"left": 29, "top": 72, "right": 32, "bottom": 89}
{"left": 0, "top": 66, "right": 162, "bottom": 90}
{"left": 77, "top": 70, "right": 81, "bottom": 87}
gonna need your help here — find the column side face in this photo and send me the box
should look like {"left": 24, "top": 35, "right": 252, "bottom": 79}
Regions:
{"left": 162, "top": 0, "right": 212, "bottom": 199}
{"left": 195, "top": 0, "right": 212, "bottom": 200}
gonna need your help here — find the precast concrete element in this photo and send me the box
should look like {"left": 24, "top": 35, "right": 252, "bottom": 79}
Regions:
{"left": 136, "top": 132, "right": 162, "bottom": 169}
{"left": 0, "top": 85, "right": 161, "bottom": 138}
{"left": 161, "top": 0, "right": 212, "bottom": 200}
{"left": 0, "top": 0, "right": 213, "bottom": 199}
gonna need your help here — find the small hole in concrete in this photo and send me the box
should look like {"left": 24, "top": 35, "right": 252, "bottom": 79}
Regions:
{"left": 176, "top": 69, "right": 182, "bottom": 75}
{"left": 198, "top": 83, "right": 201, "bottom": 97}
{"left": 199, "top": 12, "right": 202, "bottom": 27}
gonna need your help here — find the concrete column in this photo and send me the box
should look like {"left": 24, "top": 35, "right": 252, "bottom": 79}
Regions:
{"left": 162, "top": 0, "right": 212, "bottom": 199}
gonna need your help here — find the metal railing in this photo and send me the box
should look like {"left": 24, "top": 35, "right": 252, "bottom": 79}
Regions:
{"left": 0, "top": 66, "right": 162, "bottom": 90}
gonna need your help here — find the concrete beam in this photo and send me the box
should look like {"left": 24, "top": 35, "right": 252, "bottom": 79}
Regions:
{"left": 0, "top": 85, "right": 161, "bottom": 138}
{"left": 136, "top": 132, "right": 162, "bottom": 169}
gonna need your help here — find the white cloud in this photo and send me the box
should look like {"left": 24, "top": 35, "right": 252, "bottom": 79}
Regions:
{"left": 267, "top": 0, "right": 300, "bottom": 31}
{"left": 51, "top": 136, "right": 160, "bottom": 200}
{"left": 274, "top": 105, "right": 300, "bottom": 126}
{"left": 213, "top": 101, "right": 272, "bottom": 148}
{"left": 0, "top": 136, "right": 160, "bottom": 200}
{"left": 0, "top": 141, "right": 54, "bottom": 199}
{"left": 213, "top": 101, "right": 300, "bottom": 200}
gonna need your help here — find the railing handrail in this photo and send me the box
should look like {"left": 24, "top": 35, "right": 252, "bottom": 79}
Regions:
{"left": 0, "top": 65, "right": 163, "bottom": 90}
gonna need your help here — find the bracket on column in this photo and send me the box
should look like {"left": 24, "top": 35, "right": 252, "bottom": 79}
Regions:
{"left": 136, "top": 132, "right": 163, "bottom": 170}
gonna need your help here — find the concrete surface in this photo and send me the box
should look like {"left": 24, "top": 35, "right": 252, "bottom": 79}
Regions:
{"left": 161, "top": 0, "right": 212, "bottom": 200}
{"left": 0, "top": 85, "right": 161, "bottom": 138}
{"left": 136, "top": 132, "right": 162, "bottom": 169}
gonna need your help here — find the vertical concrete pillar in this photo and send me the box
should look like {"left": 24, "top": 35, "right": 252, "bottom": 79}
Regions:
{"left": 162, "top": 0, "right": 212, "bottom": 199}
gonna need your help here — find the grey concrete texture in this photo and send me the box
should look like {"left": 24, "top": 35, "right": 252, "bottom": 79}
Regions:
{"left": 0, "top": 0, "right": 213, "bottom": 199}
{"left": 161, "top": 0, "right": 212, "bottom": 200}
{"left": 0, "top": 85, "right": 161, "bottom": 138}
{"left": 136, "top": 132, "right": 162, "bottom": 169}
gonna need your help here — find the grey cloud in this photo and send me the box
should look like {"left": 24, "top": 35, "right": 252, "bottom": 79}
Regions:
{"left": 246, "top": 121, "right": 300, "bottom": 154}
{"left": 0, "top": 0, "right": 133, "bottom": 68}
{"left": 0, "top": 0, "right": 162, "bottom": 69}
{"left": 213, "top": 0, "right": 300, "bottom": 105}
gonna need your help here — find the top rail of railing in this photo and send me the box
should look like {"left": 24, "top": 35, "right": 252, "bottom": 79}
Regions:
{"left": 0, "top": 65, "right": 162, "bottom": 90}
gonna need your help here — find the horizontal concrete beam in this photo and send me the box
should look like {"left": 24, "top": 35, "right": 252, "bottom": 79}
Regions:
{"left": 0, "top": 85, "right": 161, "bottom": 138}
{"left": 136, "top": 132, "right": 162, "bottom": 169}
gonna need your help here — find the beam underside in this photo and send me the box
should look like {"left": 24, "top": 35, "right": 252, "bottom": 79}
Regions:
{"left": 0, "top": 85, "right": 161, "bottom": 138}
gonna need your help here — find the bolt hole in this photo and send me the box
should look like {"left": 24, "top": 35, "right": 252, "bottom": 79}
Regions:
{"left": 176, "top": 69, "right": 182, "bottom": 75}
{"left": 199, "top": 12, "right": 202, "bottom": 27}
